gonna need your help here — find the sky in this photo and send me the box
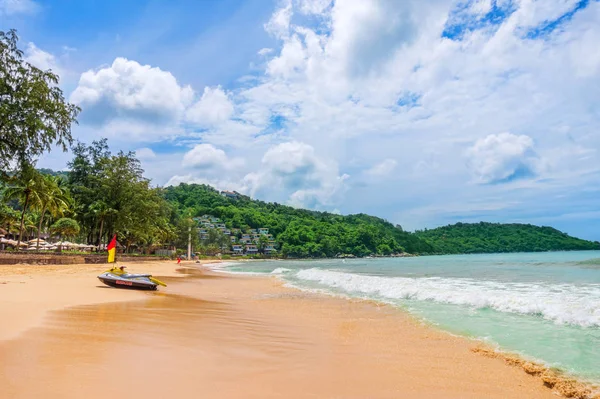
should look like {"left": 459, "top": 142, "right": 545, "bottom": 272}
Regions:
{"left": 1, "top": 0, "right": 599, "bottom": 240}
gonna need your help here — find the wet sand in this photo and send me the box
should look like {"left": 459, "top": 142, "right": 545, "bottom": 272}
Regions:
{"left": 0, "top": 262, "right": 566, "bottom": 398}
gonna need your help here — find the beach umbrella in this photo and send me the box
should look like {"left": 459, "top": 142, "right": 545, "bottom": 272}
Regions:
{"left": 28, "top": 238, "right": 46, "bottom": 244}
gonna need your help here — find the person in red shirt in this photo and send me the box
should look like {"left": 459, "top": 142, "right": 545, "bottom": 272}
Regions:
{"left": 177, "top": 256, "right": 181, "bottom": 264}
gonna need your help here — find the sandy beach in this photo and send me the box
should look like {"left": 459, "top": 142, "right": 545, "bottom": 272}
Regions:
{"left": 0, "top": 260, "right": 581, "bottom": 398}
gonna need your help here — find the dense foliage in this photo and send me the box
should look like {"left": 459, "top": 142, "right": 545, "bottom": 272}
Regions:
{"left": 67, "top": 139, "right": 178, "bottom": 251}
{"left": 164, "top": 183, "right": 434, "bottom": 257}
{"left": 415, "top": 222, "right": 600, "bottom": 254}
{"left": 0, "top": 30, "right": 79, "bottom": 176}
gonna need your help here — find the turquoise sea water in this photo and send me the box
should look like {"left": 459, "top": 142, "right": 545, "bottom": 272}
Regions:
{"left": 225, "top": 251, "right": 600, "bottom": 383}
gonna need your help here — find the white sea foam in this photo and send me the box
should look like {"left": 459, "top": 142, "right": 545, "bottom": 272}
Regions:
{"left": 294, "top": 268, "right": 600, "bottom": 328}
{"left": 271, "top": 267, "right": 293, "bottom": 274}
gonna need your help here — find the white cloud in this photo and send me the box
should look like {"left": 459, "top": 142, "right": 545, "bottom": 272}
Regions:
{"left": 70, "top": 57, "right": 193, "bottom": 127}
{"left": 24, "top": 43, "right": 60, "bottom": 73}
{"left": 366, "top": 159, "right": 397, "bottom": 177}
{"left": 258, "top": 48, "right": 274, "bottom": 56}
{"left": 251, "top": 141, "right": 349, "bottom": 208}
{"left": 165, "top": 175, "right": 250, "bottom": 193}
{"left": 185, "top": 86, "right": 234, "bottom": 128}
{"left": 266, "top": 35, "right": 307, "bottom": 78}
{"left": 264, "top": 1, "right": 293, "bottom": 39}
{"left": 166, "top": 141, "right": 348, "bottom": 209}
{"left": 297, "top": 0, "right": 332, "bottom": 15}
{"left": 0, "top": 0, "right": 38, "bottom": 15}
{"left": 135, "top": 147, "right": 156, "bottom": 160}
{"left": 182, "top": 144, "right": 229, "bottom": 169}
{"left": 466, "top": 133, "right": 540, "bottom": 184}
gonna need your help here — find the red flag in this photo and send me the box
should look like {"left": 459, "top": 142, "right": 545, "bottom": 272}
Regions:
{"left": 107, "top": 234, "right": 117, "bottom": 263}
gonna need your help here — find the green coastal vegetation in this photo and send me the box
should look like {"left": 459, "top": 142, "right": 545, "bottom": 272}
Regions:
{"left": 1, "top": 29, "right": 598, "bottom": 258}
{"left": 164, "top": 183, "right": 434, "bottom": 257}
{"left": 415, "top": 222, "right": 600, "bottom": 254}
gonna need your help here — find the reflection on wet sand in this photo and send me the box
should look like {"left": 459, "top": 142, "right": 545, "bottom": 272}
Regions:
{"left": 0, "top": 268, "right": 558, "bottom": 399}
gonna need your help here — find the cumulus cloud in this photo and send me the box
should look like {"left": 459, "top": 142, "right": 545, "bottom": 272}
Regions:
{"left": 182, "top": 144, "right": 229, "bottom": 169}
{"left": 366, "top": 159, "right": 397, "bottom": 177}
{"left": 185, "top": 86, "right": 234, "bottom": 128}
{"left": 166, "top": 141, "right": 348, "bottom": 209}
{"left": 264, "top": 1, "right": 293, "bottom": 39}
{"left": 0, "top": 0, "right": 38, "bottom": 15}
{"left": 466, "top": 133, "right": 541, "bottom": 184}
{"left": 135, "top": 147, "right": 156, "bottom": 160}
{"left": 165, "top": 175, "right": 250, "bottom": 193}
{"left": 70, "top": 58, "right": 193, "bottom": 127}
{"left": 251, "top": 141, "right": 349, "bottom": 208}
{"left": 24, "top": 43, "right": 60, "bottom": 73}
{"left": 297, "top": 0, "right": 332, "bottom": 15}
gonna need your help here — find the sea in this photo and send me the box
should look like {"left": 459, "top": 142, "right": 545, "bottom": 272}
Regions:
{"left": 224, "top": 251, "right": 600, "bottom": 384}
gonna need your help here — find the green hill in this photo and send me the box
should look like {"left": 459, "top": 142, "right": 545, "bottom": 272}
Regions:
{"left": 414, "top": 222, "right": 600, "bottom": 254}
{"left": 164, "top": 183, "right": 435, "bottom": 257}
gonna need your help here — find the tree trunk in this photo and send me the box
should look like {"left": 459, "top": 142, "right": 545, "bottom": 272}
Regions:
{"left": 36, "top": 205, "right": 47, "bottom": 250}
{"left": 97, "top": 217, "right": 104, "bottom": 248}
{"left": 16, "top": 191, "right": 30, "bottom": 251}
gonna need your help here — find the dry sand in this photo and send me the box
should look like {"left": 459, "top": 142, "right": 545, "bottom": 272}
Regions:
{"left": 0, "top": 261, "right": 574, "bottom": 398}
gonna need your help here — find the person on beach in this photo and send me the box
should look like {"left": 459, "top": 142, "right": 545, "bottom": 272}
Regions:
{"left": 177, "top": 256, "right": 181, "bottom": 264}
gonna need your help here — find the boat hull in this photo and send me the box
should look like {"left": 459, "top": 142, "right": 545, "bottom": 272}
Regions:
{"left": 97, "top": 273, "right": 158, "bottom": 291}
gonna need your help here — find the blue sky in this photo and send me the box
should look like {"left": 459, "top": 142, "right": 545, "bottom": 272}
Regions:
{"left": 1, "top": 0, "right": 599, "bottom": 240}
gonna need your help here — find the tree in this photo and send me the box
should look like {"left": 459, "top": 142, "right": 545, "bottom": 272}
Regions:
{"left": 0, "top": 203, "right": 18, "bottom": 237}
{"left": 50, "top": 217, "right": 80, "bottom": 250}
{"left": 0, "top": 30, "right": 80, "bottom": 175}
{"left": 258, "top": 234, "right": 269, "bottom": 254}
{"left": 3, "top": 164, "right": 45, "bottom": 248}
{"left": 89, "top": 200, "right": 116, "bottom": 247}
{"left": 33, "top": 175, "right": 71, "bottom": 249}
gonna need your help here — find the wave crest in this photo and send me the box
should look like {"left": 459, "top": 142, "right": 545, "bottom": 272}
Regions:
{"left": 294, "top": 268, "right": 600, "bottom": 328}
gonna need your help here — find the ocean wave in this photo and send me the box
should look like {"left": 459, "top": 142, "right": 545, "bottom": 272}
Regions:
{"left": 294, "top": 268, "right": 600, "bottom": 328}
{"left": 271, "top": 268, "right": 293, "bottom": 274}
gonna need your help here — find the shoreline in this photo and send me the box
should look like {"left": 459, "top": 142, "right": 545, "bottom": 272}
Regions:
{"left": 0, "top": 260, "right": 597, "bottom": 398}
{"left": 209, "top": 261, "right": 600, "bottom": 398}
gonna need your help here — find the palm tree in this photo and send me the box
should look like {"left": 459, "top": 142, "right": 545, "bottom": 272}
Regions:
{"left": 50, "top": 217, "right": 80, "bottom": 251}
{"left": 3, "top": 165, "right": 45, "bottom": 249}
{"left": 24, "top": 213, "right": 37, "bottom": 242}
{"left": 33, "top": 175, "right": 71, "bottom": 249}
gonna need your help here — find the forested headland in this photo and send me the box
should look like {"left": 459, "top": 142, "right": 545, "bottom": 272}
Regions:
{"left": 414, "top": 222, "right": 600, "bottom": 254}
